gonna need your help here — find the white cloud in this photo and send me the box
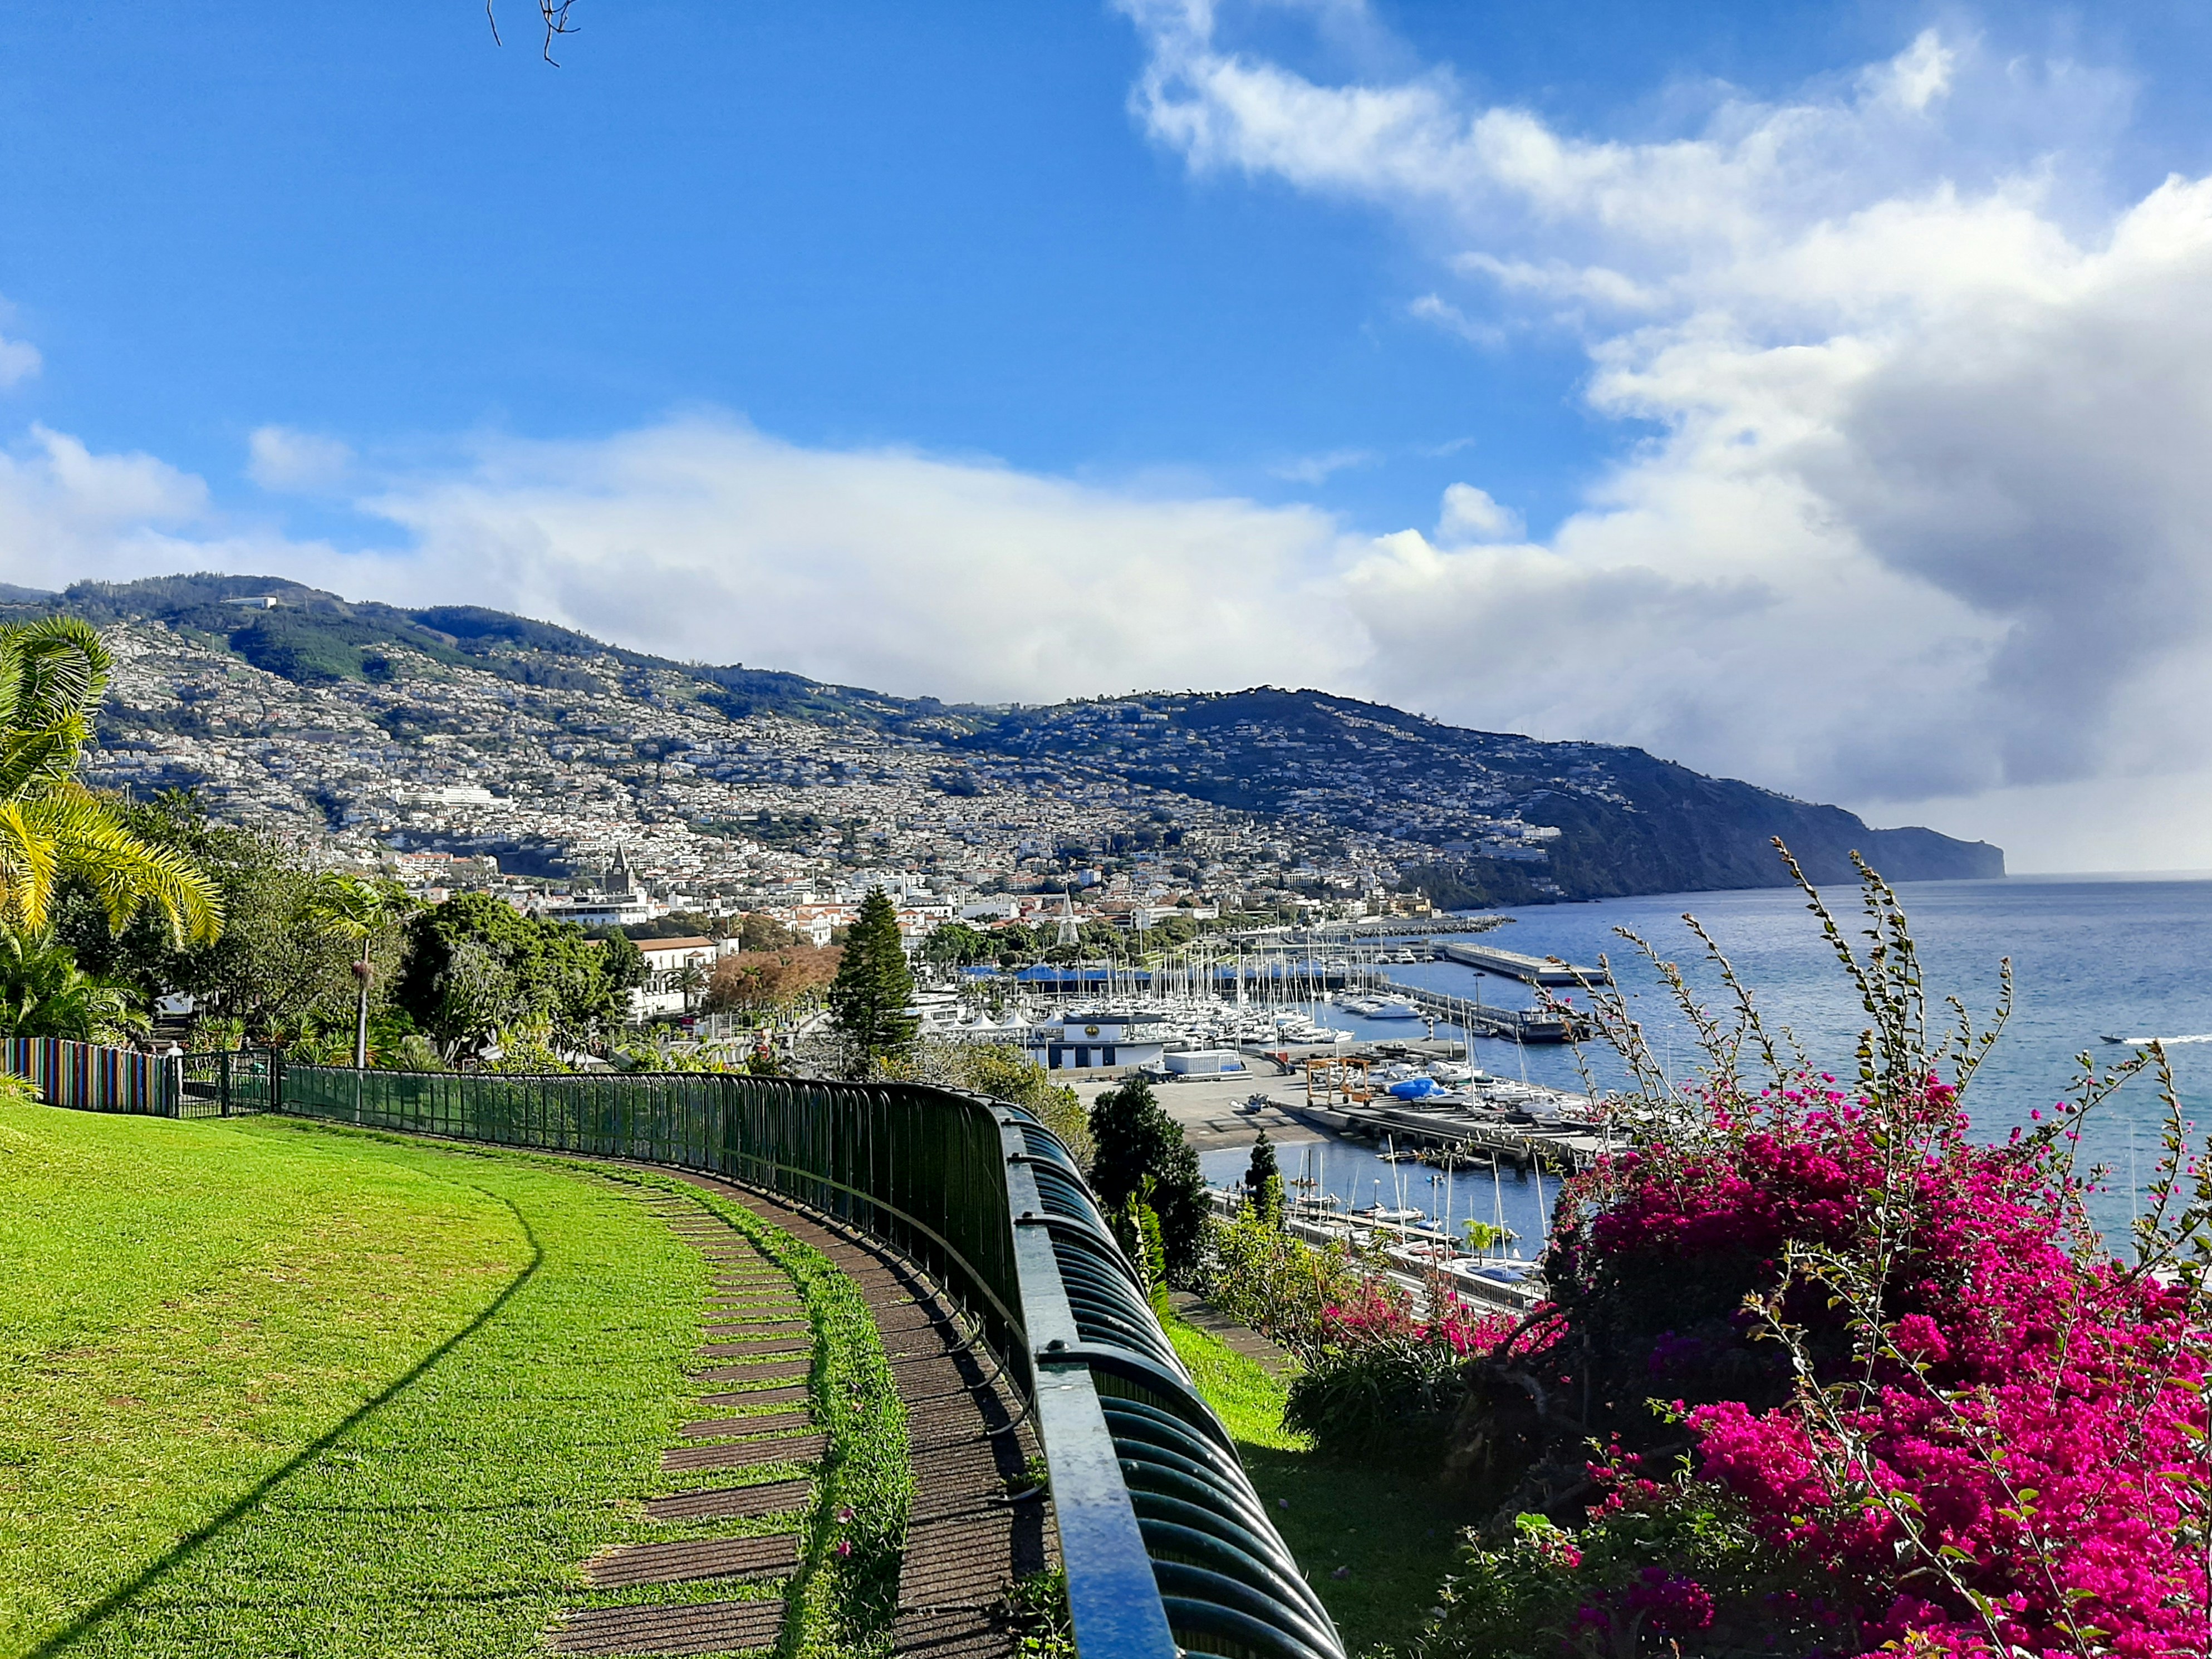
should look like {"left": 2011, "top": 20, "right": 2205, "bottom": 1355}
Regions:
{"left": 0, "top": 416, "right": 1373, "bottom": 706}
{"left": 1116, "top": 4, "right": 2212, "bottom": 857}
{"left": 1435, "top": 483, "right": 1521, "bottom": 543}
{"left": 1271, "top": 447, "right": 1377, "bottom": 484}
{"left": 0, "top": 390, "right": 2190, "bottom": 867}
{"left": 248, "top": 425, "right": 354, "bottom": 492}
{"left": 0, "top": 336, "right": 41, "bottom": 389}
{"left": 0, "top": 426, "right": 219, "bottom": 593}
{"left": 342, "top": 417, "right": 1370, "bottom": 706}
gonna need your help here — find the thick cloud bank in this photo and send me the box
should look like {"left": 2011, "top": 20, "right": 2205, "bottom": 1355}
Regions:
{"left": 1119, "top": 3, "right": 2212, "bottom": 852}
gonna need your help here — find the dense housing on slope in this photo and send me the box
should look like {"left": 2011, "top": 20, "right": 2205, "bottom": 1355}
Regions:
{"left": 22, "top": 574, "right": 1999, "bottom": 909}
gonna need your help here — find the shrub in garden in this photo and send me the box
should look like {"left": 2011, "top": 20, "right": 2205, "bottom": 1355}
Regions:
{"left": 1245, "top": 1128, "right": 1286, "bottom": 1228}
{"left": 1205, "top": 1209, "right": 1371, "bottom": 1351}
{"left": 1423, "top": 847, "right": 2208, "bottom": 1658}
{"left": 1286, "top": 1282, "right": 1514, "bottom": 1465}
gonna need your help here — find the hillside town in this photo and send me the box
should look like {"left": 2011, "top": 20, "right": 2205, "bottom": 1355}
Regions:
{"left": 83, "top": 618, "right": 1473, "bottom": 944}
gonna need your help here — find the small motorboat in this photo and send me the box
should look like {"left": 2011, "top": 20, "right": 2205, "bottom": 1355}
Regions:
{"left": 1385, "top": 1074, "right": 1448, "bottom": 1101}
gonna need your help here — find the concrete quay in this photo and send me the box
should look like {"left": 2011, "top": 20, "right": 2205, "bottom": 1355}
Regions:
{"left": 1436, "top": 941, "right": 1611, "bottom": 985}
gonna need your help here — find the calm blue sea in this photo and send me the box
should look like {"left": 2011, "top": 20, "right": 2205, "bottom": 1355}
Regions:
{"left": 1202, "top": 875, "right": 2212, "bottom": 1246}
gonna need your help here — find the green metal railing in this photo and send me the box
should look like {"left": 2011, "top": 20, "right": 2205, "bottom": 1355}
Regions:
{"left": 267, "top": 1061, "right": 1342, "bottom": 1659}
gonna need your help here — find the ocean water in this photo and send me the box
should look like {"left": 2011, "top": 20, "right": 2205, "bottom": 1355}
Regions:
{"left": 1235, "top": 875, "right": 2212, "bottom": 1245}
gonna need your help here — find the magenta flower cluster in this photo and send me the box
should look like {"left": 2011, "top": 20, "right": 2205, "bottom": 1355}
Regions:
{"left": 1318, "top": 1284, "right": 1520, "bottom": 1358}
{"left": 1552, "top": 1074, "right": 2208, "bottom": 1657}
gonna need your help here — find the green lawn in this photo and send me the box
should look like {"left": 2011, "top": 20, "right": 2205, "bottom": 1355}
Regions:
{"left": 1164, "top": 1313, "right": 1482, "bottom": 1658}
{"left": 0, "top": 1100, "right": 713, "bottom": 1657}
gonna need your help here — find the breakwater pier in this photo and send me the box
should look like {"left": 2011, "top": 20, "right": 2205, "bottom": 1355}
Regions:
{"left": 1358, "top": 975, "right": 1584, "bottom": 1043}
{"left": 1436, "top": 941, "right": 1611, "bottom": 985}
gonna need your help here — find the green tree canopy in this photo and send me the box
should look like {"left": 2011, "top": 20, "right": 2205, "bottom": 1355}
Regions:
{"left": 0, "top": 619, "right": 219, "bottom": 944}
{"left": 1088, "top": 1077, "right": 1209, "bottom": 1280}
{"left": 60, "top": 795, "right": 371, "bottom": 1040}
{"left": 920, "top": 920, "right": 994, "bottom": 969}
{"left": 735, "top": 911, "right": 798, "bottom": 952}
{"left": 600, "top": 929, "right": 649, "bottom": 1004}
{"left": 393, "top": 892, "right": 625, "bottom": 1062}
{"left": 826, "top": 887, "right": 916, "bottom": 1074}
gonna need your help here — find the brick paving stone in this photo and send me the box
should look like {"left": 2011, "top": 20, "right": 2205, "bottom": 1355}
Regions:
{"left": 876, "top": 1317, "right": 962, "bottom": 1341}
{"left": 681, "top": 1409, "right": 811, "bottom": 1440}
{"left": 583, "top": 1534, "right": 801, "bottom": 1588}
{"left": 703, "top": 1318, "right": 810, "bottom": 1337}
{"left": 642, "top": 1479, "right": 812, "bottom": 1521}
{"left": 888, "top": 1354, "right": 969, "bottom": 1383}
{"left": 699, "top": 1337, "right": 810, "bottom": 1360}
{"left": 553, "top": 1597, "right": 784, "bottom": 1655}
{"left": 695, "top": 1358, "right": 811, "bottom": 1384}
{"left": 693, "top": 1383, "right": 808, "bottom": 1410}
{"left": 663, "top": 1433, "right": 827, "bottom": 1472}
{"left": 903, "top": 1509, "right": 1050, "bottom": 1583}
{"left": 889, "top": 1608, "right": 1018, "bottom": 1659}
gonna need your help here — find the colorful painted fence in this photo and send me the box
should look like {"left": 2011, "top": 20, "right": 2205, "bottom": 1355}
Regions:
{"left": 2, "top": 1037, "right": 173, "bottom": 1115}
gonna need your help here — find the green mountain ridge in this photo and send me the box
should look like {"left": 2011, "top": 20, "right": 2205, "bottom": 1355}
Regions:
{"left": 20, "top": 572, "right": 2003, "bottom": 900}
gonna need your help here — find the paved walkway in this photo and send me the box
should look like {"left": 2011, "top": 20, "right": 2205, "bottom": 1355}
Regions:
{"left": 548, "top": 1171, "right": 1050, "bottom": 1657}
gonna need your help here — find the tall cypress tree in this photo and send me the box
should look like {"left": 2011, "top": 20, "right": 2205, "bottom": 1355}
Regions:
{"left": 1244, "top": 1129, "right": 1284, "bottom": 1228}
{"left": 826, "top": 887, "right": 917, "bottom": 1074}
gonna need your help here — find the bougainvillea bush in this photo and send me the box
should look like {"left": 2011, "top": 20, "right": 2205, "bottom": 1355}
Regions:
{"left": 1420, "top": 850, "right": 2208, "bottom": 1659}
{"left": 1284, "top": 1283, "right": 1515, "bottom": 1464}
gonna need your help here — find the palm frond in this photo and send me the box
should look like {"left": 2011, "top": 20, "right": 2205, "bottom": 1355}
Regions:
{"left": 29, "top": 787, "right": 224, "bottom": 944}
{"left": 0, "top": 722, "right": 91, "bottom": 803}
{"left": 0, "top": 616, "right": 111, "bottom": 737}
{"left": 0, "top": 801, "right": 63, "bottom": 935}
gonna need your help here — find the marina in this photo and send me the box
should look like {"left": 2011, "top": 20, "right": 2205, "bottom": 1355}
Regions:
{"left": 1202, "top": 1135, "right": 1560, "bottom": 1316}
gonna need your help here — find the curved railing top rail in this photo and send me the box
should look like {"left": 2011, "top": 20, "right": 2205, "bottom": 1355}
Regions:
{"left": 261, "top": 1061, "right": 1345, "bottom": 1659}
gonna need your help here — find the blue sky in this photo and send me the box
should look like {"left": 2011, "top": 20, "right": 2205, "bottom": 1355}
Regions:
{"left": 7, "top": 2, "right": 2212, "bottom": 868}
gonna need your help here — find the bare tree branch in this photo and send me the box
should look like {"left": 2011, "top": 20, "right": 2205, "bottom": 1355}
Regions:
{"left": 486, "top": 1, "right": 581, "bottom": 66}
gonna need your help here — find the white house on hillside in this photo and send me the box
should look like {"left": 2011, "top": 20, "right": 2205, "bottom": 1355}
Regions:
{"left": 630, "top": 936, "right": 730, "bottom": 1018}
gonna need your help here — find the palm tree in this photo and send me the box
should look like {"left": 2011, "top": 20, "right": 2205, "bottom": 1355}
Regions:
{"left": 0, "top": 931, "right": 147, "bottom": 1042}
{"left": 673, "top": 959, "right": 708, "bottom": 1013}
{"left": 300, "top": 872, "right": 410, "bottom": 1068}
{"left": 0, "top": 617, "right": 220, "bottom": 943}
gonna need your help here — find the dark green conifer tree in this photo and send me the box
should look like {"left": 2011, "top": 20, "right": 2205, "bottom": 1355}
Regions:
{"left": 826, "top": 886, "right": 918, "bottom": 1074}
{"left": 1088, "top": 1077, "right": 1209, "bottom": 1280}
{"left": 1244, "top": 1128, "right": 1285, "bottom": 1228}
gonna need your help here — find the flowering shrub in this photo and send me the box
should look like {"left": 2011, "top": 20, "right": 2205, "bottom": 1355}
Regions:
{"left": 1205, "top": 1209, "right": 1374, "bottom": 1353}
{"left": 1285, "top": 1282, "right": 1521, "bottom": 1462}
{"left": 1423, "top": 849, "right": 2209, "bottom": 1658}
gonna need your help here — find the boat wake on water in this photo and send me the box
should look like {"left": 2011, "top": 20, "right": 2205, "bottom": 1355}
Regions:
{"left": 2098, "top": 1032, "right": 2212, "bottom": 1045}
